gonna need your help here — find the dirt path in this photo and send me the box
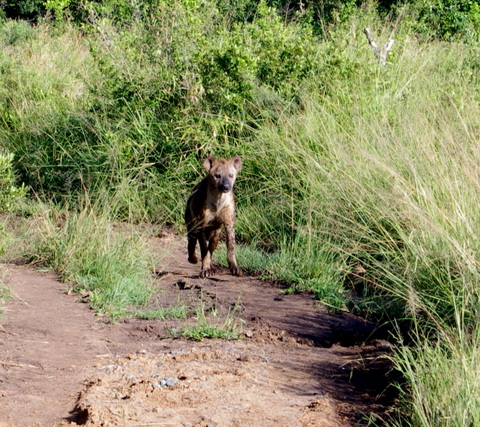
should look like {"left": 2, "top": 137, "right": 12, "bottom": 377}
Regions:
{"left": 0, "top": 235, "right": 395, "bottom": 426}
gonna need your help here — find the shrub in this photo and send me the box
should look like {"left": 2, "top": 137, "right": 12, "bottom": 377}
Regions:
{"left": 0, "top": 19, "right": 35, "bottom": 45}
{"left": 414, "top": 0, "right": 480, "bottom": 41}
{"left": 1, "top": 0, "right": 46, "bottom": 21}
{"left": 197, "top": 1, "right": 317, "bottom": 113}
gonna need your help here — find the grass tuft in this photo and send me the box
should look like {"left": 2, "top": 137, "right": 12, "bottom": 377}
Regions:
{"left": 27, "top": 201, "right": 156, "bottom": 319}
{"left": 170, "top": 300, "right": 244, "bottom": 341}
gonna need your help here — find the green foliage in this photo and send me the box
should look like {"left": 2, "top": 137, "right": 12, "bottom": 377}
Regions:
{"left": 0, "top": 20, "right": 35, "bottom": 45}
{"left": 393, "top": 330, "right": 480, "bottom": 426}
{"left": 1, "top": 0, "right": 45, "bottom": 20}
{"left": 197, "top": 1, "right": 317, "bottom": 112}
{"left": 216, "top": 0, "right": 259, "bottom": 22}
{"left": 0, "top": 0, "right": 322, "bottom": 223}
{"left": 239, "top": 26, "right": 480, "bottom": 423}
{"left": 0, "top": 152, "right": 26, "bottom": 214}
{"left": 135, "top": 305, "right": 190, "bottom": 320}
{"left": 414, "top": 0, "right": 480, "bottom": 41}
{"left": 44, "top": 0, "right": 73, "bottom": 19}
{"left": 0, "top": 268, "right": 11, "bottom": 319}
{"left": 0, "top": 277, "right": 10, "bottom": 301}
{"left": 216, "top": 244, "right": 272, "bottom": 275}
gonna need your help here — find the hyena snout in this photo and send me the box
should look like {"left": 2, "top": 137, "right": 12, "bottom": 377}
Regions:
{"left": 211, "top": 170, "right": 236, "bottom": 193}
{"left": 217, "top": 178, "right": 232, "bottom": 192}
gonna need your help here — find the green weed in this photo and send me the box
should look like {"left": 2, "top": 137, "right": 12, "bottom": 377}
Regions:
{"left": 0, "top": 267, "right": 11, "bottom": 319}
{"left": 170, "top": 301, "right": 244, "bottom": 341}
{"left": 0, "top": 151, "right": 26, "bottom": 215}
{"left": 392, "top": 327, "right": 480, "bottom": 426}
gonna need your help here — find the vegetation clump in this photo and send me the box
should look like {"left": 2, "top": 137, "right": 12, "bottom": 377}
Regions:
{"left": 0, "top": 151, "right": 26, "bottom": 214}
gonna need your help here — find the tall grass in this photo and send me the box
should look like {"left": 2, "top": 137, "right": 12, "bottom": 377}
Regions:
{"left": 393, "top": 329, "right": 480, "bottom": 426}
{"left": 244, "top": 22, "right": 480, "bottom": 423}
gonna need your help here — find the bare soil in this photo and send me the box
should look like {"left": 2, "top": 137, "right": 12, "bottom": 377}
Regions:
{"left": 0, "top": 233, "right": 396, "bottom": 427}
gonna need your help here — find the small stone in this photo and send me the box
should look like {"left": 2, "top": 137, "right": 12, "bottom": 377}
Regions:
{"left": 166, "top": 378, "right": 177, "bottom": 387}
{"left": 237, "top": 354, "right": 250, "bottom": 362}
{"left": 160, "top": 377, "right": 177, "bottom": 387}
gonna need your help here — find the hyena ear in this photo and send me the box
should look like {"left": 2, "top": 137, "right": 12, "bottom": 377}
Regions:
{"left": 231, "top": 155, "right": 242, "bottom": 172}
{"left": 203, "top": 155, "right": 215, "bottom": 172}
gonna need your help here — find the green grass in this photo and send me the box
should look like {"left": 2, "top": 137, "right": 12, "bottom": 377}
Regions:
{"left": 0, "top": 267, "right": 11, "bottom": 320}
{"left": 230, "top": 15, "right": 480, "bottom": 424}
{"left": 216, "top": 240, "right": 347, "bottom": 310}
{"left": 392, "top": 329, "right": 480, "bottom": 426}
{"left": 170, "top": 300, "right": 244, "bottom": 341}
{"left": 26, "top": 201, "right": 157, "bottom": 319}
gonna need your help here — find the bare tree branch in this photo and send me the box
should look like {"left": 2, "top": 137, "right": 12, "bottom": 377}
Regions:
{"left": 364, "top": 28, "right": 394, "bottom": 66}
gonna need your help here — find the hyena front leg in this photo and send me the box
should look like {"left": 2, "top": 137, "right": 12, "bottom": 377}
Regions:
{"left": 225, "top": 224, "right": 242, "bottom": 276}
{"left": 199, "top": 231, "right": 215, "bottom": 278}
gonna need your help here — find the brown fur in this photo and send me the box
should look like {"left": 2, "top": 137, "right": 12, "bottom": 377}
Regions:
{"left": 185, "top": 154, "right": 243, "bottom": 278}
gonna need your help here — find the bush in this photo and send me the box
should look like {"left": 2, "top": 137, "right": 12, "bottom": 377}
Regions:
{"left": 0, "top": 19, "right": 35, "bottom": 45}
{"left": 1, "top": 0, "right": 46, "bottom": 21}
{"left": 0, "top": 1, "right": 322, "bottom": 222}
{"left": 414, "top": 0, "right": 480, "bottom": 41}
{"left": 197, "top": 1, "right": 317, "bottom": 113}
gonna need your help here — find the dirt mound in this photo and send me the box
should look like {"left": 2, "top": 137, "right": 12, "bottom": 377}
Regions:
{"left": 68, "top": 346, "right": 348, "bottom": 427}
{"left": 0, "top": 234, "right": 395, "bottom": 426}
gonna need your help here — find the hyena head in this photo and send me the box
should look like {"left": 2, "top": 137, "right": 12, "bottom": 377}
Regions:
{"left": 203, "top": 154, "right": 242, "bottom": 193}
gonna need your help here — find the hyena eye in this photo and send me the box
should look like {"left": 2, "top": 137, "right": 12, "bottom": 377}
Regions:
{"left": 214, "top": 174, "right": 221, "bottom": 179}
{"left": 228, "top": 174, "right": 234, "bottom": 178}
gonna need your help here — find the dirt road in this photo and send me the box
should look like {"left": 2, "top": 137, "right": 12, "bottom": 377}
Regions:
{"left": 0, "top": 234, "right": 395, "bottom": 426}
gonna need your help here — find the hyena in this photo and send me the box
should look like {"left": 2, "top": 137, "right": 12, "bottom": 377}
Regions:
{"left": 185, "top": 154, "right": 243, "bottom": 278}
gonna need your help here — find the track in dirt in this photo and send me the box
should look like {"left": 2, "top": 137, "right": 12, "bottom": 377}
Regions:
{"left": 0, "top": 234, "right": 396, "bottom": 426}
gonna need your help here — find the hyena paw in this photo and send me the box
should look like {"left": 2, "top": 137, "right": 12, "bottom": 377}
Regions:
{"left": 230, "top": 267, "right": 243, "bottom": 277}
{"left": 199, "top": 267, "right": 216, "bottom": 278}
{"left": 188, "top": 255, "right": 198, "bottom": 264}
